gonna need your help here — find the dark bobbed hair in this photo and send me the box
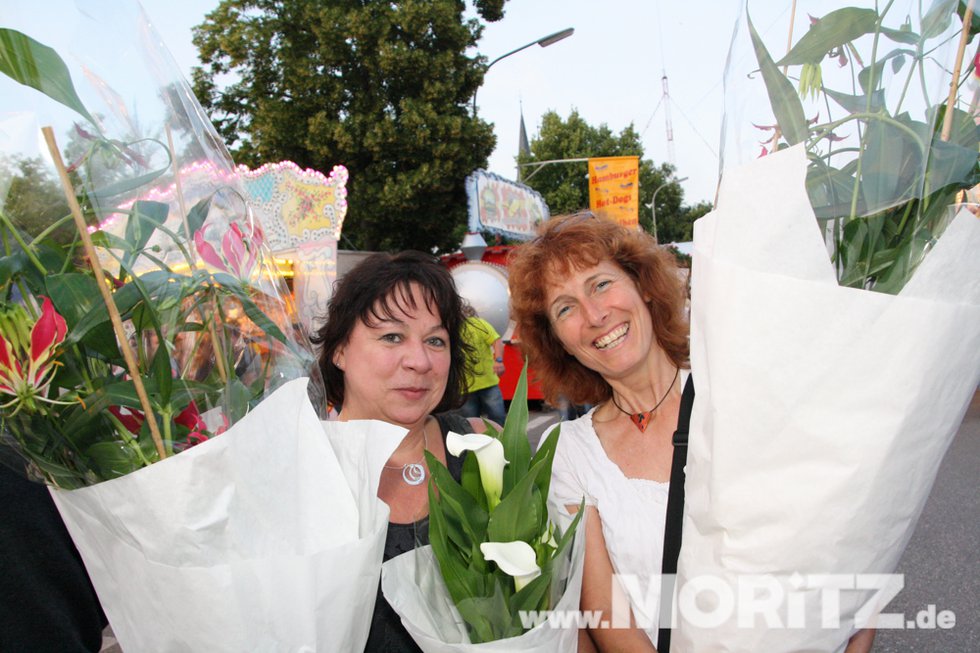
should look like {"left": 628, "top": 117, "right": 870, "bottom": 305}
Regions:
{"left": 508, "top": 212, "right": 689, "bottom": 405}
{"left": 311, "top": 250, "right": 469, "bottom": 413}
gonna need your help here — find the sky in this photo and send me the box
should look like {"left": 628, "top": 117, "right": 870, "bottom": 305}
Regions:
{"left": 134, "top": 0, "right": 770, "bottom": 207}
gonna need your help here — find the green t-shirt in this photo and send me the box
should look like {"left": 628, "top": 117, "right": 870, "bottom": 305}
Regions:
{"left": 462, "top": 317, "right": 501, "bottom": 393}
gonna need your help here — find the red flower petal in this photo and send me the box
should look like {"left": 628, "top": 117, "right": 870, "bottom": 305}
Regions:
{"left": 29, "top": 297, "right": 67, "bottom": 376}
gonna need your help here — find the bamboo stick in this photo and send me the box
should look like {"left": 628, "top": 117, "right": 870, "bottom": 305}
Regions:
{"left": 42, "top": 126, "right": 168, "bottom": 460}
{"left": 942, "top": 0, "right": 975, "bottom": 141}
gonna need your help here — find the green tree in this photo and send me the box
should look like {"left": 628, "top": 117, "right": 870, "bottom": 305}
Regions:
{"left": 192, "top": 0, "right": 506, "bottom": 252}
{"left": 0, "top": 154, "right": 72, "bottom": 245}
{"left": 519, "top": 109, "right": 701, "bottom": 243}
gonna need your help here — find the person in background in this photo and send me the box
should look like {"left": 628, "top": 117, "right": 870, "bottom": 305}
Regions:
{"left": 458, "top": 304, "right": 507, "bottom": 426}
{"left": 311, "top": 251, "right": 487, "bottom": 653}
{"left": 0, "top": 448, "right": 107, "bottom": 652}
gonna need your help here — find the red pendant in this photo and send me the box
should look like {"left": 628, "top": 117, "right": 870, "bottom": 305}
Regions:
{"left": 630, "top": 410, "right": 654, "bottom": 432}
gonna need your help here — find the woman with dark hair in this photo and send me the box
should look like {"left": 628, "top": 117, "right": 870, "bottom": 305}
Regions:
{"left": 508, "top": 212, "right": 687, "bottom": 651}
{"left": 311, "top": 250, "right": 486, "bottom": 653}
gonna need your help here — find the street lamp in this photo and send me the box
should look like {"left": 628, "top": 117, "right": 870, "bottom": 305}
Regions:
{"left": 648, "top": 176, "right": 688, "bottom": 243}
{"left": 472, "top": 28, "right": 574, "bottom": 116}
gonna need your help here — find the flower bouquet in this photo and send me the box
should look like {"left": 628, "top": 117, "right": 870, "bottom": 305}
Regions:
{"left": 382, "top": 366, "right": 586, "bottom": 651}
{"left": 1, "top": 3, "right": 403, "bottom": 649}
{"left": 674, "top": 3, "right": 980, "bottom": 651}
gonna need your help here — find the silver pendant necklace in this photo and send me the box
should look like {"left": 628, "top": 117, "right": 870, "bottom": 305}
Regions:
{"left": 384, "top": 419, "right": 429, "bottom": 486}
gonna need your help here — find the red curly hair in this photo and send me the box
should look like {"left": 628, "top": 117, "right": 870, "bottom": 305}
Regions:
{"left": 507, "top": 213, "right": 689, "bottom": 405}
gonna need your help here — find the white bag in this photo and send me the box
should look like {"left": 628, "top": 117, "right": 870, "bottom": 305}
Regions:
{"left": 51, "top": 377, "right": 406, "bottom": 652}
{"left": 674, "top": 145, "right": 980, "bottom": 652}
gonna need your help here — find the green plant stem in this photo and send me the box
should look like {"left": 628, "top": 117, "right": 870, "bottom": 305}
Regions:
{"left": 850, "top": 0, "right": 894, "bottom": 224}
{"left": 105, "top": 412, "right": 154, "bottom": 467}
{"left": 159, "top": 405, "right": 175, "bottom": 457}
{"left": 29, "top": 213, "right": 75, "bottom": 244}
{"left": 0, "top": 209, "right": 48, "bottom": 275}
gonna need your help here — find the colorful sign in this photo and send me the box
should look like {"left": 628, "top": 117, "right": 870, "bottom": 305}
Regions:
{"left": 465, "top": 170, "right": 549, "bottom": 241}
{"left": 239, "top": 161, "right": 349, "bottom": 332}
{"left": 588, "top": 156, "right": 639, "bottom": 228}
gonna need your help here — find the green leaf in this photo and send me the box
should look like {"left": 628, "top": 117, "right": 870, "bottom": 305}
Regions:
{"left": 822, "top": 87, "right": 887, "bottom": 114}
{"left": 855, "top": 48, "right": 915, "bottom": 95}
{"left": 748, "top": 13, "right": 808, "bottom": 145}
{"left": 547, "top": 500, "right": 584, "bottom": 576}
{"left": 425, "top": 450, "right": 489, "bottom": 547}
{"left": 149, "top": 341, "right": 174, "bottom": 406}
{"left": 0, "top": 28, "right": 97, "bottom": 126}
{"left": 122, "top": 201, "right": 169, "bottom": 272}
{"left": 427, "top": 480, "right": 478, "bottom": 606}
{"left": 922, "top": 0, "right": 957, "bottom": 39}
{"left": 487, "top": 457, "right": 548, "bottom": 543}
{"left": 529, "top": 423, "right": 560, "bottom": 504}
{"left": 460, "top": 447, "right": 489, "bottom": 511}
{"left": 211, "top": 272, "right": 290, "bottom": 346}
{"left": 44, "top": 272, "right": 119, "bottom": 360}
{"left": 456, "top": 580, "right": 519, "bottom": 642}
{"left": 85, "top": 441, "right": 140, "bottom": 479}
{"left": 776, "top": 8, "right": 879, "bottom": 66}
{"left": 879, "top": 26, "right": 920, "bottom": 45}
{"left": 500, "top": 362, "right": 531, "bottom": 494}
{"left": 88, "top": 166, "right": 169, "bottom": 203}
{"left": 185, "top": 196, "right": 213, "bottom": 237}
{"left": 511, "top": 569, "right": 553, "bottom": 615}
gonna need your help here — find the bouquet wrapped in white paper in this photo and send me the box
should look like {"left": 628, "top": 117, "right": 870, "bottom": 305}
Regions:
{"left": 381, "top": 368, "right": 586, "bottom": 652}
{"left": 52, "top": 377, "right": 405, "bottom": 651}
{"left": 674, "top": 4, "right": 980, "bottom": 647}
{"left": 675, "top": 144, "right": 980, "bottom": 652}
{"left": 381, "top": 511, "right": 586, "bottom": 653}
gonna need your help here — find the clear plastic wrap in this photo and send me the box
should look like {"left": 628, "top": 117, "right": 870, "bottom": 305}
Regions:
{"left": 0, "top": 0, "right": 324, "bottom": 487}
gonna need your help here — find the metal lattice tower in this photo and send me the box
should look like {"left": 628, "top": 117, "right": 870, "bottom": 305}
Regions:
{"left": 661, "top": 71, "right": 675, "bottom": 166}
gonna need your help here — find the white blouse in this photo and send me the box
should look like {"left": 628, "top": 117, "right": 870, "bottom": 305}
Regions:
{"left": 545, "top": 372, "right": 689, "bottom": 647}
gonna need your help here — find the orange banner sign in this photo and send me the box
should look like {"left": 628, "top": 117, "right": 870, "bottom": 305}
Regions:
{"left": 588, "top": 156, "right": 639, "bottom": 228}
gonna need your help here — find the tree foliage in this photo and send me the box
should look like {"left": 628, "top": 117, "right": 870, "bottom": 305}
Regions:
{"left": 518, "top": 109, "right": 704, "bottom": 243}
{"left": 192, "top": 0, "right": 507, "bottom": 252}
{"left": 0, "top": 154, "right": 72, "bottom": 244}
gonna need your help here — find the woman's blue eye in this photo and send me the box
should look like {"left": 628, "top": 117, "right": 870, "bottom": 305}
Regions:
{"left": 596, "top": 279, "right": 612, "bottom": 291}
{"left": 555, "top": 305, "right": 571, "bottom": 319}
{"left": 380, "top": 333, "right": 402, "bottom": 343}
{"left": 427, "top": 336, "right": 447, "bottom": 348}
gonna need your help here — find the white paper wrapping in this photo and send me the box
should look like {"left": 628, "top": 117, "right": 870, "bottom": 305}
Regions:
{"left": 675, "top": 145, "right": 980, "bottom": 652}
{"left": 50, "top": 377, "right": 406, "bottom": 652}
{"left": 380, "top": 511, "right": 587, "bottom": 653}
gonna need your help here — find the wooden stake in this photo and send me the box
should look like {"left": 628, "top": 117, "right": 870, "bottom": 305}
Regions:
{"left": 942, "top": 0, "right": 975, "bottom": 142}
{"left": 42, "top": 126, "right": 168, "bottom": 460}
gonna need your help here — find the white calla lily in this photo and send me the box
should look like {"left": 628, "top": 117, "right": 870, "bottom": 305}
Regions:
{"left": 480, "top": 540, "right": 541, "bottom": 592}
{"left": 446, "top": 431, "right": 508, "bottom": 508}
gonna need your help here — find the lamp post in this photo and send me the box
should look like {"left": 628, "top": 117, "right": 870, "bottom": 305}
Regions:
{"left": 648, "top": 176, "right": 688, "bottom": 243}
{"left": 472, "top": 28, "right": 574, "bottom": 116}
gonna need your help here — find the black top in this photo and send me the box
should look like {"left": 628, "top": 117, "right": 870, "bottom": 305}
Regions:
{"left": 0, "top": 448, "right": 107, "bottom": 652}
{"left": 364, "top": 412, "right": 469, "bottom": 653}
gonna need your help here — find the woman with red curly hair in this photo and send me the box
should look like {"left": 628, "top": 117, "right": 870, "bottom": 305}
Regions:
{"left": 508, "top": 212, "right": 689, "bottom": 652}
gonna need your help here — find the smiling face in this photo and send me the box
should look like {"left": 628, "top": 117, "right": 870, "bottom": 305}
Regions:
{"left": 333, "top": 283, "right": 451, "bottom": 430}
{"left": 545, "top": 259, "right": 657, "bottom": 384}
